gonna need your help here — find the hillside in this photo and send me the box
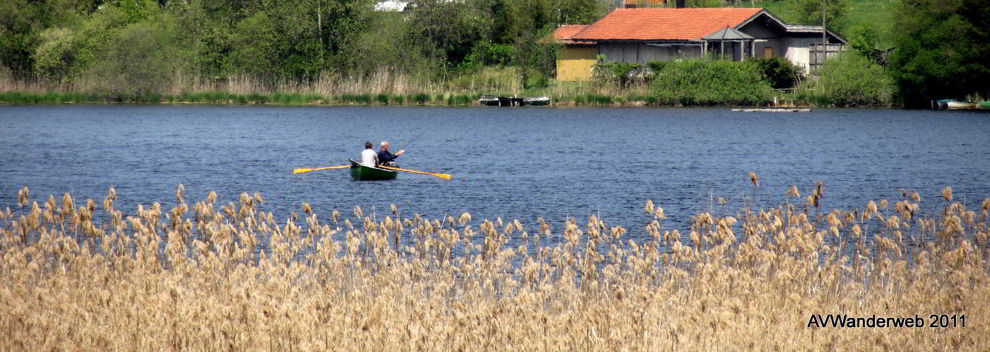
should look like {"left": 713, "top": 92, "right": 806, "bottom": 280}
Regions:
{"left": 758, "top": 0, "right": 897, "bottom": 48}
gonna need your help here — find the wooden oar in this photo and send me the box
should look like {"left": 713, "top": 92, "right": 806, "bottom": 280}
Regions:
{"left": 379, "top": 165, "right": 452, "bottom": 180}
{"left": 292, "top": 165, "right": 350, "bottom": 174}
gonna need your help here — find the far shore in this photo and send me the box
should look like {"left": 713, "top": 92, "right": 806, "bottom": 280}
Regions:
{"left": 0, "top": 90, "right": 889, "bottom": 109}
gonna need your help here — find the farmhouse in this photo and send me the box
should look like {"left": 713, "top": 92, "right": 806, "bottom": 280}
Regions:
{"left": 554, "top": 8, "right": 846, "bottom": 81}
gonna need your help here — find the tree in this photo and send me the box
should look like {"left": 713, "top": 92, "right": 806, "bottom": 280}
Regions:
{"left": 83, "top": 18, "right": 191, "bottom": 97}
{"left": 890, "top": 0, "right": 990, "bottom": 106}
{"left": 794, "top": 0, "right": 848, "bottom": 34}
{"left": 407, "top": 0, "right": 492, "bottom": 67}
{"left": 0, "top": 0, "right": 96, "bottom": 78}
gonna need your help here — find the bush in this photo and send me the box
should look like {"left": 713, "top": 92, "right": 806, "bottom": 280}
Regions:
{"left": 412, "top": 93, "right": 429, "bottom": 105}
{"left": 648, "top": 60, "right": 774, "bottom": 106}
{"left": 796, "top": 52, "right": 894, "bottom": 107}
{"left": 593, "top": 60, "right": 642, "bottom": 88}
{"left": 750, "top": 57, "right": 802, "bottom": 89}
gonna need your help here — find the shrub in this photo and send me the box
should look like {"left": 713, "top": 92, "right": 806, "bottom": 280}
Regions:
{"left": 592, "top": 60, "right": 642, "bottom": 88}
{"left": 750, "top": 57, "right": 802, "bottom": 89}
{"left": 649, "top": 59, "right": 774, "bottom": 106}
{"left": 797, "top": 52, "right": 894, "bottom": 107}
{"left": 412, "top": 93, "right": 429, "bottom": 104}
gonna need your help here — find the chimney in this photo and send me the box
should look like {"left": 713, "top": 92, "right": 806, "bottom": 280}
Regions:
{"left": 675, "top": 0, "right": 684, "bottom": 8}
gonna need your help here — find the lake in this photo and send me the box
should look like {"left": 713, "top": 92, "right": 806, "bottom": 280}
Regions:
{"left": 1, "top": 105, "right": 988, "bottom": 238}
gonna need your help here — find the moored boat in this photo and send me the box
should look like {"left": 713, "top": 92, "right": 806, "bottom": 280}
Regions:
{"left": 479, "top": 95, "right": 500, "bottom": 106}
{"left": 978, "top": 101, "right": 990, "bottom": 110}
{"left": 523, "top": 96, "right": 551, "bottom": 106}
{"left": 946, "top": 101, "right": 978, "bottom": 110}
{"left": 933, "top": 99, "right": 955, "bottom": 110}
{"left": 349, "top": 159, "right": 398, "bottom": 181}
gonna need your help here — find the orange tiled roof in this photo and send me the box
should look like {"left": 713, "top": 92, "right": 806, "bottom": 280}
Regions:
{"left": 553, "top": 25, "right": 596, "bottom": 44}
{"left": 553, "top": 25, "right": 590, "bottom": 40}
{"left": 572, "top": 8, "right": 764, "bottom": 41}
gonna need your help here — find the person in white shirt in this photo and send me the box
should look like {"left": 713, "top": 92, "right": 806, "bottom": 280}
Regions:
{"left": 360, "top": 141, "right": 378, "bottom": 167}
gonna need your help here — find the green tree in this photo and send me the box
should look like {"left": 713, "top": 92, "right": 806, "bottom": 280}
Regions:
{"left": 515, "top": 26, "right": 559, "bottom": 88}
{"left": 347, "top": 12, "right": 439, "bottom": 76}
{"left": 793, "top": 0, "right": 848, "bottom": 33}
{"left": 407, "top": 0, "right": 493, "bottom": 67}
{"left": 30, "top": 2, "right": 153, "bottom": 82}
{"left": 0, "top": 0, "right": 96, "bottom": 78}
{"left": 228, "top": 12, "right": 279, "bottom": 78}
{"left": 83, "top": 17, "right": 191, "bottom": 97}
{"left": 890, "top": 0, "right": 990, "bottom": 106}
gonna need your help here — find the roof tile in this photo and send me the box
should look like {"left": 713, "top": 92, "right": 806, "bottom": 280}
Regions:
{"left": 572, "top": 8, "right": 764, "bottom": 41}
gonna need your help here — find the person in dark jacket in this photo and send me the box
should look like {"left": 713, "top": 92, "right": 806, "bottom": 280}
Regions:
{"left": 377, "top": 141, "right": 405, "bottom": 166}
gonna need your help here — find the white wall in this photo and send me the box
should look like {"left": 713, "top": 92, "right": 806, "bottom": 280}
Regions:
{"left": 784, "top": 37, "right": 823, "bottom": 73}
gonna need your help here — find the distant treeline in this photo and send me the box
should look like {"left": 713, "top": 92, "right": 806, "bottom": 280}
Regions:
{"left": 0, "top": 0, "right": 988, "bottom": 107}
{"left": 0, "top": 0, "right": 601, "bottom": 97}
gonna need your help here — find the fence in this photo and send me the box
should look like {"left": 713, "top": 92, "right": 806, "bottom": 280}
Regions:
{"left": 808, "top": 44, "right": 843, "bottom": 72}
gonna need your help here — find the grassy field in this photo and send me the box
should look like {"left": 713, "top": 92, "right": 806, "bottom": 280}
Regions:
{"left": 1, "top": 185, "right": 987, "bottom": 350}
{"left": 760, "top": 0, "right": 897, "bottom": 47}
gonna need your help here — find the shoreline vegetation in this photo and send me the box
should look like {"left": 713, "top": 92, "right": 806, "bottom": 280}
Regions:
{"left": 2, "top": 185, "right": 988, "bottom": 350}
{"left": 1, "top": 1, "right": 986, "bottom": 109}
{"left": 0, "top": 56, "right": 896, "bottom": 108}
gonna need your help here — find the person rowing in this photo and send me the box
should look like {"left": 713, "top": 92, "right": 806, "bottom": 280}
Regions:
{"left": 377, "top": 141, "right": 405, "bottom": 167}
{"left": 360, "top": 141, "right": 379, "bottom": 167}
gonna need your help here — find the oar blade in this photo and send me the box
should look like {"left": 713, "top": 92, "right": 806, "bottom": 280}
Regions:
{"left": 292, "top": 165, "right": 349, "bottom": 174}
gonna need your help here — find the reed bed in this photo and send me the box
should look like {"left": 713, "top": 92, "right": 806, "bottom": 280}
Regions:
{"left": 1, "top": 185, "right": 987, "bottom": 351}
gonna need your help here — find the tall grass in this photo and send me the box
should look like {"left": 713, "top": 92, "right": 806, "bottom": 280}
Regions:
{"left": 1, "top": 184, "right": 987, "bottom": 350}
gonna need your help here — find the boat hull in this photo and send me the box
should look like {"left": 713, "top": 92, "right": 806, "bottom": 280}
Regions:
{"left": 946, "top": 101, "right": 977, "bottom": 110}
{"left": 349, "top": 160, "right": 398, "bottom": 181}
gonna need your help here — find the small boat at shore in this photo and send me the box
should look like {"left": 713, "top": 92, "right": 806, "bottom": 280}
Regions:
{"left": 523, "top": 96, "right": 551, "bottom": 106}
{"left": 349, "top": 159, "right": 398, "bottom": 181}
{"left": 946, "top": 101, "right": 978, "bottom": 110}
{"left": 480, "top": 95, "right": 550, "bottom": 107}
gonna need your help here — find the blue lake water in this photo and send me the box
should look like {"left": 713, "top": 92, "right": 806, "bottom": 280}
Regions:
{"left": 1, "top": 105, "right": 988, "bottom": 237}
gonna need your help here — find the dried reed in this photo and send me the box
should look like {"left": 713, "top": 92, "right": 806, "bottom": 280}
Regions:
{"left": 0, "top": 185, "right": 987, "bottom": 351}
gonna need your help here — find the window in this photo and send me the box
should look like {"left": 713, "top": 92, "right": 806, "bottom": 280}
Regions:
{"left": 763, "top": 47, "right": 774, "bottom": 58}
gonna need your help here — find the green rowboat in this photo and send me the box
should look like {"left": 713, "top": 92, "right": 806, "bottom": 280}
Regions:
{"left": 349, "top": 159, "right": 398, "bottom": 181}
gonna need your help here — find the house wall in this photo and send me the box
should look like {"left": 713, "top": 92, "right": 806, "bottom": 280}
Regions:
{"left": 599, "top": 43, "right": 702, "bottom": 64}
{"left": 740, "top": 20, "right": 788, "bottom": 61}
{"left": 556, "top": 46, "right": 598, "bottom": 81}
{"left": 783, "top": 37, "right": 824, "bottom": 73}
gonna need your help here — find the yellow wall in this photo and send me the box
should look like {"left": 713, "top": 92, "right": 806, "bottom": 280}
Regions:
{"left": 556, "top": 46, "right": 598, "bottom": 81}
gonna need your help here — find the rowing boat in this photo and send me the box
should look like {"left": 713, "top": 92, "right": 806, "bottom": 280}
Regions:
{"left": 349, "top": 159, "right": 398, "bottom": 181}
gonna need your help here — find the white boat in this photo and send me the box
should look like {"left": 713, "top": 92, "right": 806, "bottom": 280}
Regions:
{"left": 946, "top": 101, "right": 978, "bottom": 109}
{"left": 523, "top": 96, "right": 551, "bottom": 106}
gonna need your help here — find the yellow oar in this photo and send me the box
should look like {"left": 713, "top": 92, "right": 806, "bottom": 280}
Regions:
{"left": 380, "top": 165, "right": 452, "bottom": 180}
{"left": 292, "top": 165, "right": 350, "bottom": 174}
